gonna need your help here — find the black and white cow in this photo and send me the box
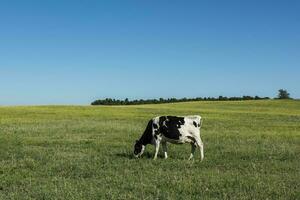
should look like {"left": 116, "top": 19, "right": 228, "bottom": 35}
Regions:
{"left": 134, "top": 115, "right": 204, "bottom": 160}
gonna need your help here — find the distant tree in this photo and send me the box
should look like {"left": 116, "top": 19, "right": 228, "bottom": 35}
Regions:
{"left": 124, "top": 98, "right": 129, "bottom": 104}
{"left": 277, "top": 89, "right": 291, "bottom": 99}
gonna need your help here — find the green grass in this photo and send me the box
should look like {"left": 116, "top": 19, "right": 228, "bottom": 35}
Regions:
{"left": 0, "top": 100, "right": 299, "bottom": 199}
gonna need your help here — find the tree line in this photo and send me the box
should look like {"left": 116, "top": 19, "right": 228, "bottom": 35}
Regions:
{"left": 91, "top": 89, "right": 291, "bottom": 106}
{"left": 91, "top": 96, "right": 271, "bottom": 105}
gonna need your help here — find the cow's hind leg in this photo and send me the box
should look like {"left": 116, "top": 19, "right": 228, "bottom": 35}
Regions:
{"left": 196, "top": 137, "right": 204, "bottom": 161}
{"left": 189, "top": 143, "right": 196, "bottom": 160}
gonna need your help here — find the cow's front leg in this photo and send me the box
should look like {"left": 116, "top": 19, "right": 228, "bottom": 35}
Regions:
{"left": 162, "top": 141, "right": 168, "bottom": 159}
{"left": 189, "top": 143, "right": 196, "bottom": 160}
{"left": 153, "top": 140, "right": 161, "bottom": 160}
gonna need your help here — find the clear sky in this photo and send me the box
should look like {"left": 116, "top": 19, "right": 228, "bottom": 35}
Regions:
{"left": 0, "top": 0, "right": 299, "bottom": 105}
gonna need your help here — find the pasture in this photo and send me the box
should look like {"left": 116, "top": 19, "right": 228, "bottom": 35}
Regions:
{"left": 0, "top": 100, "right": 299, "bottom": 199}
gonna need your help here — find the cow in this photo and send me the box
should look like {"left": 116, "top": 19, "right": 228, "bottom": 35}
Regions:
{"left": 134, "top": 115, "right": 204, "bottom": 160}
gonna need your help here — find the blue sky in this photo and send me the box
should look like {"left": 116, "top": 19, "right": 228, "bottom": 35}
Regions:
{"left": 0, "top": 0, "right": 299, "bottom": 105}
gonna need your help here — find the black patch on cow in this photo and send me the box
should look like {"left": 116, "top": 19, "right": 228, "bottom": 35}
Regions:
{"left": 134, "top": 119, "right": 154, "bottom": 155}
{"left": 134, "top": 140, "right": 143, "bottom": 155}
{"left": 187, "top": 136, "right": 196, "bottom": 143}
{"left": 158, "top": 116, "right": 167, "bottom": 126}
{"left": 193, "top": 121, "right": 197, "bottom": 127}
{"left": 153, "top": 123, "right": 158, "bottom": 129}
{"left": 158, "top": 116, "right": 185, "bottom": 140}
{"left": 138, "top": 119, "right": 154, "bottom": 145}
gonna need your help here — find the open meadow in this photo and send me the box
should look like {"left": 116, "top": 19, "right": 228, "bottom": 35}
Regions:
{"left": 0, "top": 100, "right": 299, "bottom": 199}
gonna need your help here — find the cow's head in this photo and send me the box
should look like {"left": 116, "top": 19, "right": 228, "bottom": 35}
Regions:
{"left": 134, "top": 140, "right": 145, "bottom": 158}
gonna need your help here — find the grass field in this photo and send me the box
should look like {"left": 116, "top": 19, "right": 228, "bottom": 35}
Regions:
{"left": 0, "top": 100, "right": 299, "bottom": 199}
